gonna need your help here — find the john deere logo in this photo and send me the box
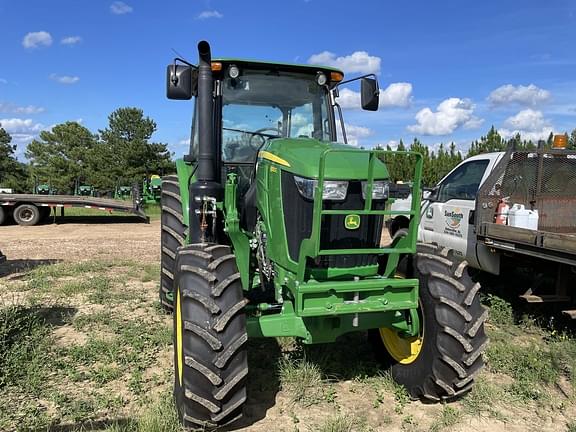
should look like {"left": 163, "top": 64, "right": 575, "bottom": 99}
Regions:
{"left": 345, "top": 214, "right": 361, "bottom": 230}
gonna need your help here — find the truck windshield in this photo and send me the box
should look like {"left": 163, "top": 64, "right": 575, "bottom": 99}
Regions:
{"left": 221, "top": 69, "right": 332, "bottom": 162}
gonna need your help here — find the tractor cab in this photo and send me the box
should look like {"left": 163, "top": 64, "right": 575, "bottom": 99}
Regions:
{"left": 168, "top": 55, "right": 379, "bottom": 198}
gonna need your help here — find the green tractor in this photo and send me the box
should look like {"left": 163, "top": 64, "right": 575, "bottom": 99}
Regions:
{"left": 162, "top": 41, "right": 487, "bottom": 429}
{"left": 142, "top": 174, "right": 162, "bottom": 204}
{"left": 34, "top": 179, "right": 56, "bottom": 195}
{"left": 114, "top": 184, "right": 133, "bottom": 200}
{"left": 75, "top": 178, "right": 96, "bottom": 197}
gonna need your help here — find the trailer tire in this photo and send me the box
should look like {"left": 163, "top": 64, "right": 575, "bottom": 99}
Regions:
{"left": 0, "top": 207, "right": 6, "bottom": 226}
{"left": 160, "top": 175, "right": 187, "bottom": 312}
{"left": 173, "top": 243, "right": 248, "bottom": 430}
{"left": 370, "top": 243, "right": 488, "bottom": 401}
{"left": 13, "top": 204, "right": 41, "bottom": 226}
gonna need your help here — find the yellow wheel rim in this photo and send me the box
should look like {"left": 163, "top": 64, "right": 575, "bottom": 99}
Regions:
{"left": 379, "top": 271, "right": 424, "bottom": 365}
{"left": 379, "top": 327, "right": 423, "bottom": 364}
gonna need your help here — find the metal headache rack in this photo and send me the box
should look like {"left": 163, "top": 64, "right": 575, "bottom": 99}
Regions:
{"left": 475, "top": 146, "right": 576, "bottom": 263}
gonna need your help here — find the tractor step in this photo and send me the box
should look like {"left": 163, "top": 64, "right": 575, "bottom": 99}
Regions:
{"left": 519, "top": 294, "right": 571, "bottom": 303}
{"left": 562, "top": 310, "right": 576, "bottom": 319}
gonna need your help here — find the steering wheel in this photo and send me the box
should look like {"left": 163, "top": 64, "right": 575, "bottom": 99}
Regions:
{"left": 248, "top": 128, "right": 281, "bottom": 149}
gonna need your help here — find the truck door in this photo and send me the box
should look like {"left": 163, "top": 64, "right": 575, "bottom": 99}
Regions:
{"left": 421, "top": 159, "right": 490, "bottom": 259}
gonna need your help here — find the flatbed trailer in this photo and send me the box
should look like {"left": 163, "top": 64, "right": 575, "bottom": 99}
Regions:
{"left": 0, "top": 192, "right": 148, "bottom": 226}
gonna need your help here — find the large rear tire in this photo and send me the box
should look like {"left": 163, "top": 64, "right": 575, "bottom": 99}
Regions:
{"left": 160, "top": 175, "right": 187, "bottom": 312}
{"left": 173, "top": 243, "right": 248, "bottom": 430}
{"left": 370, "top": 243, "right": 488, "bottom": 401}
{"left": 13, "top": 204, "right": 41, "bottom": 226}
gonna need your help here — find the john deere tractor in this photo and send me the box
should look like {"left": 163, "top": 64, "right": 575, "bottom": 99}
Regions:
{"left": 143, "top": 175, "right": 162, "bottom": 204}
{"left": 162, "top": 41, "right": 487, "bottom": 429}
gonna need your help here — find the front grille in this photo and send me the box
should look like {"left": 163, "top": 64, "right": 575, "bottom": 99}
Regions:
{"left": 281, "top": 171, "right": 384, "bottom": 268}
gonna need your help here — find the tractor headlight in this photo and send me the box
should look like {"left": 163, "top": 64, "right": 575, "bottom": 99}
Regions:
{"left": 294, "top": 176, "right": 348, "bottom": 201}
{"left": 361, "top": 180, "right": 390, "bottom": 200}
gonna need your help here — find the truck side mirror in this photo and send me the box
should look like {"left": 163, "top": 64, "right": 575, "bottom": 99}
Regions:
{"left": 361, "top": 77, "right": 379, "bottom": 111}
{"left": 425, "top": 186, "right": 439, "bottom": 202}
{"left": 166, "top": 64, "right": 193, "bottom": 100}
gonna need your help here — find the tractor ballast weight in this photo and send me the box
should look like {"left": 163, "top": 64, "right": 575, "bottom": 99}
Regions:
{"left": 162, "top": 41, "right": 487, "bottom": 429}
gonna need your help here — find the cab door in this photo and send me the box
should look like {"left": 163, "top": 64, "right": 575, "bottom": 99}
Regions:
{"left": 421, "top": 159, "right": 490, "bottom": 259}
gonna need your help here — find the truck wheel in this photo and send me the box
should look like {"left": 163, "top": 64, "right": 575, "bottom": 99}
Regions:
{"left": 13, "top": 204, "right": 41, "bottom": 226}
{"left": 0, "top": 207, "right": 6, "bottom": 226}
{"left": 160, "top": 175, "right": 188, "bottom": 312}
{"left": 173, "top": 243, "right": 248, "bottom": 430}
{"left": 370, "top": 243, "right": 488, "bottom": 401}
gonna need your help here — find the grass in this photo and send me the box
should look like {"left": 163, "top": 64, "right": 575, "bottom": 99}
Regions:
{"left": 315, "top": 414, "right": 367, "bottom": 432}
{"left": 2, "top": 255, "right": 576, "bottom": 431}
{"left": 279, "top": 356, "right": 324, "bottom": 405}
{"left": 429, "top": 405, "right": 462, "bottom": 432}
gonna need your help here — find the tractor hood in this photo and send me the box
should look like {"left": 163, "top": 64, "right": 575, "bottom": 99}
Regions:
{"left": 261, "top": 138, "right": 389, "bottom": 180}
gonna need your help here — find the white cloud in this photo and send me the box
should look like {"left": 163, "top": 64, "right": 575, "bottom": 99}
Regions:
{"left": 337, "top": 83, "right": 413, "bottom": 110}
{"left": 308, "top": 51, "right": 381, "bottom": 75}
{"left": 335, "top": 121, "right": 373, "bottom": 147}
{"left": 110, "top": 1, "right": 133, "bottom": 14}
{"left": 22, "top": 31, "right": 53, "bottom": 49}
{"left": 0, "top": 79, "right": 7, "bottom": 85}
{"left": 61, "top": 36, "right": 82, "bottom": 46}
{"left": 0, "top": 118, "right": 44, "bottom": 134}
{"left": 488, "top": 84, "right": 551, "bottom": 107}
{"left": 498, "top": 109, "right": 553, "bottom": 142}
{"left": 0, "top": 102, "right": 45, "bottom": 115}
{"left": 179, "top": 138, "right": 190, "bottom": 146}
{"left": 380, "top": 82, "right": 412, "bottom": 108}
{"left": 335, "top": 88, "right": 361, "bottom": 109}
{"left": 407, "top": 98, "right": 483, "bottom": 136}
{"left": 197, "top": 10, "right": 223, "bottom": 19}
{"left": 49, "top": 74, "right": 80, "bottom": 85}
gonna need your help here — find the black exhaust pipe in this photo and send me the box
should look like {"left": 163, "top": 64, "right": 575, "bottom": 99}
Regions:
{"left": 189, "top": 40, "right": 222, "bottom": 243}
{"left": 196, "top": 40, "right": 215, "bottom": 182}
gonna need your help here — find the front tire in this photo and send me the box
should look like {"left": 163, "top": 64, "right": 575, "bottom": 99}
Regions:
{"left": 370, "top": 243, "right": 488, "bottom": 400}
{"left": 173, "top": 244, "right": 248, "bottom": 429}
{"left": 160, "top": 175, "right": 187, "bottom": 312}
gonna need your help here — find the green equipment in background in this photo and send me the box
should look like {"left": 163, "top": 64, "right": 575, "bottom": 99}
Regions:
{"left": 74, "top": 178, "right": 95, "bottom": 197}
{"left": 33, "top": 178, "right": 56, "bottom": 195}
{"left": 142, "top": 175, "right": 162, "bottom": 204}
{"left": 161, "top": 41, "right": 487, "bottom": 429}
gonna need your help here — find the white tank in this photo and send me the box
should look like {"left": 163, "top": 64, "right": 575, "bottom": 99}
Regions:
{"left": 508, "top": 204, "right": 539, "bottom": 230}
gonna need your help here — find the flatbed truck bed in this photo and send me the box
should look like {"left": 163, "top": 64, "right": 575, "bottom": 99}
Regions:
{"left": 0, "top": 193, "right": 148, "bottom": 226}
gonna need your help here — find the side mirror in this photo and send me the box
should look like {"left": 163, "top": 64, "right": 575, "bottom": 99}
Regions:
{"left": 361, "top": 77, "right": 379, "bottom": 111}
{"left": 166, "top": 64, "right": 193, "bottom": 100}
{"left": 424, "top": 186, "right": 439, "bottom": 202}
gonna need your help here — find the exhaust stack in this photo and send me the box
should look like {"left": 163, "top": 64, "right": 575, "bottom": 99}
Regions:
{"left": 189, "top": 40, "right": 221, "bottom": 243}
{"left": 196, "top": 40, "right": 215, "bottom": 182}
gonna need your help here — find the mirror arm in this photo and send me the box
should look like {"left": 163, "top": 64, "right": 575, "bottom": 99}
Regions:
{"left": 337, "top": 73, "right": 379, "bottom": 90}
{"left": 174, "top": 57, "right": 197, "bottom": 69}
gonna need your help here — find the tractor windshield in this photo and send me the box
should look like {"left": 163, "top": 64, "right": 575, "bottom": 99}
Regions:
{"left": 220, "top": 69, "right": 332, "bottom": 163}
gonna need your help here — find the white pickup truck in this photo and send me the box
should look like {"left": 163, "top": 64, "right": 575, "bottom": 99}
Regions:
{"left": 389, "top": 145, "right": 576, "bottom": 315}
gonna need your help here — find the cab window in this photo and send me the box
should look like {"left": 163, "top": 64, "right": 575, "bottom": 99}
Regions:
{"left": 437, "top": 160, "right": 489, "bottom": 202}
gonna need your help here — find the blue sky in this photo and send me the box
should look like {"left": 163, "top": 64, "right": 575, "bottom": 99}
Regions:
{"left": 1, "top": 0, "right": 575, "bottom": 159}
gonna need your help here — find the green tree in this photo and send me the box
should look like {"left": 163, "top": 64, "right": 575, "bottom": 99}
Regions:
{"left": 0, "top": 125, "right": 29, "bottom": 192}
{"left": 26, "top": 122, "right": 97, "bottom": 193}
{"left": 467, "top": 126, "right": 506, "bottom": 157}
{"left": 92, "top": 107, "right": 174, "bottom": 190}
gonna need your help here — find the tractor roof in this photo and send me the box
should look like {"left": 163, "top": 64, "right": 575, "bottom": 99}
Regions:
{"left": 212, "top": 58, "right": 344, "bottom": 76}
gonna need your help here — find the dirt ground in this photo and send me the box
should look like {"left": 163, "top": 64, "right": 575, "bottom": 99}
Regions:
{"left": 1, "top": 218, "right": 575, "bottom": 432}
{"left": 0, "top": 217, "right": 160, "bottom": 263}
